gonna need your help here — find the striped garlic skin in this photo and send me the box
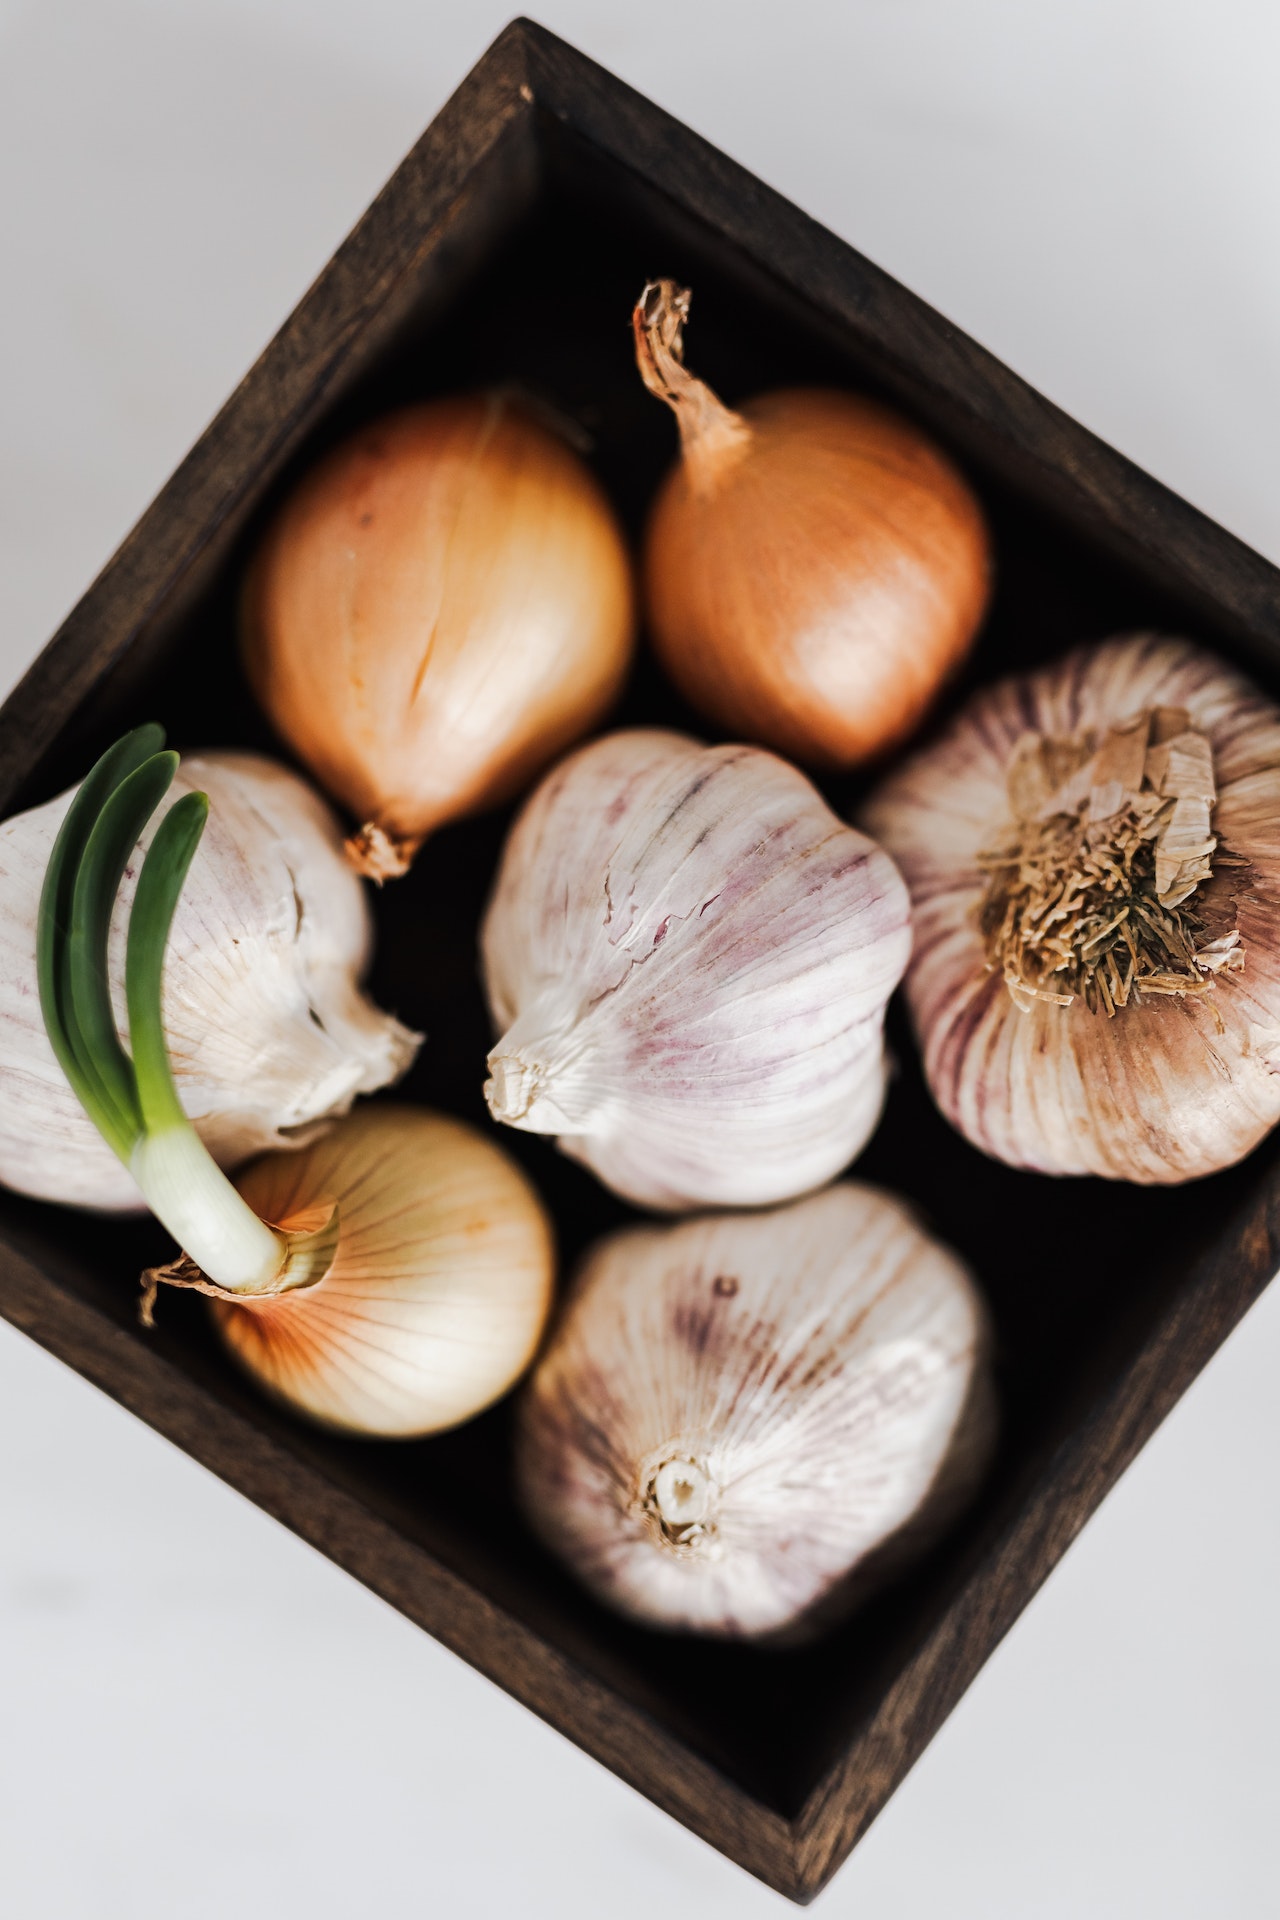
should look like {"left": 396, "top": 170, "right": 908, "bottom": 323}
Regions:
{"left": 517, "top": 1183, "right": 991, "bottom": 1640}
{"left": 863, "top": 634, "right": 1280, "bottom": 1181}
{"left": 0, "top": 751, "right": 419, "bottom": 1210}
{"left": 481, "top": 730, "right": 911, "bottom": 1211}
{"left": 213, "top": 1106, "right": 555, "bottom": 1438}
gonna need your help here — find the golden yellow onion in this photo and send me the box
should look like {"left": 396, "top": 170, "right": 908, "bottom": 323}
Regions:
{"left": 242, "top": 393, "right": 636, "bottom": 880}
{"left": 634, "top": 281, "right": 991, "bottom": 769}
{"left": 209, "top": 1104, "right": 555, "bottom": 1436}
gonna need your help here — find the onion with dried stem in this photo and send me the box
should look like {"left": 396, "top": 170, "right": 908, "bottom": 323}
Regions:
{"left": 634, "top": 280, "right": 992, "bottom": 769}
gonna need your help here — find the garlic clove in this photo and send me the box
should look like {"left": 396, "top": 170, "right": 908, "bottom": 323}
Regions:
{"left": 481, "top": 728, "right": 912, "bottom": 1211}
{"left": 0, "top": 751, "right": 419, "bottom": 1210}
{"left": 864, "top": 632, "right": 1280, "bottom": 1182}
{"left": 517, "top": 1182, "right": 993, "bottom": 1639}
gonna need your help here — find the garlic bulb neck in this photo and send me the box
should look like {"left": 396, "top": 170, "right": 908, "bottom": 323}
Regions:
{"left": 485, "top": 1051, "right": 542, "bottom": 1126}
{"left": 641, "top": 1452, "right": 718, "bottom": 1553}
{"left": 632, "top": 280, "right": 752, "bottom": 490}
{"left": 484, "top": 995, "right": 609, "bottom": 1136}
{"left": 978, "top": 706, "right": 1245, "bottom": 1014}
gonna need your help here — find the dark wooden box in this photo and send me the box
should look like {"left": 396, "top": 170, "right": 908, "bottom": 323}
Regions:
{"left": 2, "top": 20, "right": 1278, "bottom": 1904}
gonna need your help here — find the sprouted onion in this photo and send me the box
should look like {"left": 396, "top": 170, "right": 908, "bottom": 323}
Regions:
{"left": 633, "top": 280, "right": 991, "bottom": 770}
{"left": 38, "top": 728, "right": 554, "bottom": 1434}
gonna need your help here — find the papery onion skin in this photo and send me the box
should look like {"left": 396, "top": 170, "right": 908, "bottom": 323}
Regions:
{"left": 242, "top": 393, "right": 636, "bottom": 878}
{"left": 481, "top": 728, "right": 912, "bottom": 1211}
{"left": 635, "top": 283, "right": 990, "bottom": 770}
{"left": 863, "top": 633, "right": 1280, "bottom": 1182}
{"left": 0, "top": 752, "right": 419, "bottom": 1211}
{"left": 517, "top": 1183, "right": 992, "bottom": 1640}
{"left": 211, "top": 1104, "right": 555, "bottom": 1437}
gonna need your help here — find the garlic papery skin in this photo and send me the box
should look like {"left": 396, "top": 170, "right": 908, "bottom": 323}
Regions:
{"left": 211, "top": 1105, "right": 555, "bottom": 1438}
{"left": 516, "top": 1183, "right": 992, "bottom": 1639}
{"left": 863, "top": 632, "right": 1280, "bottom": 1182}
{"left": 481, "top": 729, "right": 912, "bottom": 1211}
{"left": 0, "top": 750, "right": 419, "bottom": 1210}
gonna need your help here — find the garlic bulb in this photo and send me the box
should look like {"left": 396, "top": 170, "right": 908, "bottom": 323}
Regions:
{"left": 242, "top": 392, "right": 636, "bottom": 880}
{"left": 634, "top": 280, "right": 991, "bottom": 770}
{"left": 863, "top": 632, "right": 1280, "bottom": 1181}
{"left": 517, "top": 1183, "right": 992, "bottom": 1639}
{"left": 210, "top": 1105, "right": 555, "bottom": 1437}
{"left": 481, "top": 729, "right": 911, "bottom": 1210}
{"left": 0, "top": 749, "right": 418, "bottom": 1210}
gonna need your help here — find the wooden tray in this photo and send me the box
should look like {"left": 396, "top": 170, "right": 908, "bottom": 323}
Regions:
{"left": 2, "top": 20, "right": 1277, "bottom": 1903}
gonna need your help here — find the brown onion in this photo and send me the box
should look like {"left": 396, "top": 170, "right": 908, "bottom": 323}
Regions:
{"left": 634, "top": 281, "right": 992, "bottom": 769}
{"left": 242, "top": 392, "right": 636, "bottom": 880}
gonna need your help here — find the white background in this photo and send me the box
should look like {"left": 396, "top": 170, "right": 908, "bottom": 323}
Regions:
{"left": 2, "top": 3, "right": 1280, "bottom": 1914}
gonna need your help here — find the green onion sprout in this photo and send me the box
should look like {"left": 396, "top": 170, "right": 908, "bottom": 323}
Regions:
{"left": 37, "top": 727, "right": 338, "bottom": 1301}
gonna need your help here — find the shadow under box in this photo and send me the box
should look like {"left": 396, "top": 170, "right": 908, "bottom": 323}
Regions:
{"left": 2, "top": 19, "right": 1278, "bottom": 1904}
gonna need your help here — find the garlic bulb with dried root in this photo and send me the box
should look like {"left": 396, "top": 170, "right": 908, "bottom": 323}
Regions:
{"left": 0, "top": 749, "right": 419, "bottom": 1210}
{"left": 634, "top": 280, "right": 991, "bottom": 770}
{"left": 482, "top": 729, "right": 911, "bottom": 1210}
{"left": 242, "top": 392, "right": 636, "bottom": 880}
{"left": 212, "top": 1105, "right": 555, "bottom": 1437}
{"left": 864, "top": 633, "right": 1280, "bottom": 1182}
{"left": 517, "top": 1184, "right": 992, "bottom": 1639}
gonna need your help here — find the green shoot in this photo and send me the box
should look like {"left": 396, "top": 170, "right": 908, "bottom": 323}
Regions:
{"left": 36, "top": 727, "right": 337, "bottom": 1298}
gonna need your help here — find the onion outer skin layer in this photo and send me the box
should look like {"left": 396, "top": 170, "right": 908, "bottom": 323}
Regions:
{"left": 211, "top": 1104, "right": 556, "bottom": 1437}
{"left": 241, "top": 392, "right": 637, "bottom": 877}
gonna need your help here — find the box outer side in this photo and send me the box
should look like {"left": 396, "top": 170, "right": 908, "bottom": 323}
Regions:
{"left": 3, "top": 18, "right": 1280, "bottom": 1903}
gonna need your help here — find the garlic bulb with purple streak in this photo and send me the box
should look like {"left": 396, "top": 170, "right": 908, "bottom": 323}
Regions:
{"left": 516, "top": 1183, "right": 992, "bottom": 1639}
{"left": 0, "top": 751, "right": 419, "bottom": 1209}
{"left": 481, "top": 729, "right": 911, "bottom": 1211}
{"left": 863, "top": 633, "right": 1280, "bottom": 1181}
